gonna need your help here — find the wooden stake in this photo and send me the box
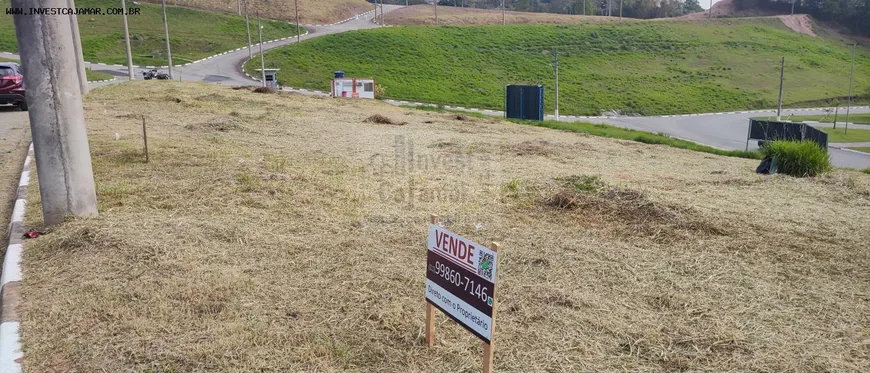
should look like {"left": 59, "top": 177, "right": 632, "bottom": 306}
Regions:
{"left": 142, "top": 115, "right": 149, "bottom": 163}
{"left": 482, "top": 241, "right": 500, "bottom": 373}
{"left": 426, "top": 213, "right": 438, "bottom": 347}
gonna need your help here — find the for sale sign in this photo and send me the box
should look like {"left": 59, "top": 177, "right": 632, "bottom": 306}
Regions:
{"left": 425, "top": 224, "right": 498, "bottom": 343}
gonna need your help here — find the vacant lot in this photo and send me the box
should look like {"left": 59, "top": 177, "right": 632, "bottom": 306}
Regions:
{"left": 387, "top": 5, "right": 619, "bottom": 26}
{"left": 20, "top": 82, "right": 870, "bottom": 372}
{"left": 138, "top": 0, "right": 373, "bottom": 25}
{"left": 252, "top": 17, "right": 869, "bottom": 116}
{"left": 0, "top": 0, "right": 297, "bottom": 66}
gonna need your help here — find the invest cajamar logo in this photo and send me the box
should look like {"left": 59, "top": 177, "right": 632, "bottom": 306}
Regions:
{"left": 5, "top": 6, "right": 141, "bottom": 16}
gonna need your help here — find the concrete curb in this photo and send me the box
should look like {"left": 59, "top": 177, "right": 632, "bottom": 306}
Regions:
{"left": 0, "top": 143, "right": 33, "bottom": 373}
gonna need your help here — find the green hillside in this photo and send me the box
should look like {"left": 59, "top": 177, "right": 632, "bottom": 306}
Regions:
{"left": 0, "top": 0, "right": 298, "bottom": 66}
{"left": 248, "top": 18, "right": 870, "bottom": 115}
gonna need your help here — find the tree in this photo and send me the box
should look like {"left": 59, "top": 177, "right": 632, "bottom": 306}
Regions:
{"left": 683, "top": 0, "right": 704, "bottom": 13}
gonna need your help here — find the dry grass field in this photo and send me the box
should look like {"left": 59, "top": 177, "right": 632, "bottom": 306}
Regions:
{"left": 387, "top": 5, "right": 620, "bottom": 26}
{"left": 18, "top": 82, "right": 870, "bottom": 372}
{"left": 139, "top": 0, "right": 373, "bottom": 25}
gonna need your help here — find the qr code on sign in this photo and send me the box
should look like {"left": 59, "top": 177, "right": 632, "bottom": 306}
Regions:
{"left": 477, "top": 252, "right": 494, "bottom": 281}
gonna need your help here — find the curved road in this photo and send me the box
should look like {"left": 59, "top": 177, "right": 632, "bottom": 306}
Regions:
{"left": 3, "top": 4, "right": 869, "bottom": 168}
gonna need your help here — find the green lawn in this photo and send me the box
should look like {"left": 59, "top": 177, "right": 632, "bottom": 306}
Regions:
{"left": 85, "top": 69, "right": 114, "bottom": 82}
{"left": 789, "top": 114, "right": 870, "bottom": 125}
{"left": 410, "top": 105, "right": 762, "bottom": 160}
{"left": 820, "top": 127, "right": 870, "bottom": 143}
{"left": 250, "top": 19, "right": 870, "bottom": 116}
{"left": 850, "top": 147, "right": 870, "bottom": 154}
{"left": 0, "top": 56, "right": 14, "bottom": 63}
{"left": 0, "top": 0, "right": 299, "bottom": 66}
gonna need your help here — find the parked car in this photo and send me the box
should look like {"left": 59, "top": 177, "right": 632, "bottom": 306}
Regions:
{"left": 0, "top": 62, "right": 26, "bottom": 111}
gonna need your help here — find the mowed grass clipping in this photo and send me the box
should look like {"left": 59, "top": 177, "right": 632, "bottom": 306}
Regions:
{"left": 250, "top": 18, "right": 870, "bottom": 116}
{"left": 0, "top": 0, "right": 298, "bottom": 66}
{"left": 18, "top": 81, "right": 870, "bottom": 372}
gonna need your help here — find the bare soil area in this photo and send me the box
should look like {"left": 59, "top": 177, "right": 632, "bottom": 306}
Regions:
{"left": 0, "top": 108, "right": 29, "bottom": 244}
{"left": 18, "top": 82, "right": 870, "bottom": 372}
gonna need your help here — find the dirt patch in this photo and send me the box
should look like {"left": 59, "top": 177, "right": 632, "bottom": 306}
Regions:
{"left": 253, "top": 86, "right": 277, "bottom": 94}
{"left": 451, "top": 114, "right": 471, "bottom": 121}
{"left": 777, "top": 14, "right": 817, "bottom": 37}
{"left": 509, "top": 140, "right": 556, "bottom": 156}
{"left": 364, "top": 114, "right": 406, "bottom": 126}
{"left": 184, "top": 116, "right": 247, "bottom": 132}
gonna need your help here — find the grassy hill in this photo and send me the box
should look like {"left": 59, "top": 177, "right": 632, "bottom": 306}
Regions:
{"left": 387, "top": 4, "right": 620, "bottom": 25}
{"left": 248, "top": 18, "right": 870, "bottom": 115}
{"left": 0, "top": 0, "right": 298, "bottom": 66}
{"left": 138, "top": 0, "right": 373, "bottom": 25}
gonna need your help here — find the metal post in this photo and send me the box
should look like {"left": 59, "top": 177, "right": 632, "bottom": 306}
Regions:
{"left": 238, "top": 0, "right": 241, "bottom": 15}
{"left": 295, "top": 0, "right": 300, "bottom": 43}
{"left": 121, "top": 0, "right": 135, "bottom": 80}
{"left": 709, "top": 0, "right": 713, "bottom": 18}
{"left": 791, "top": 0, "right": 796, "bottom": 15}
{"left": 833, "top": 106, "right": 839, "bottom": 130}
{"left": 161, "top": 0, "right": 174, "bottom": 79}
{"left": 67, "top": 0, "right": 88, "bottom": 94}
{"left": 503, "top": 0, "right": 506, "bottom": 24}
{"left": 554, "top": 51, "right": 559, "bottom": 121}
{"left": 258, "top": 10, "right": 266, "bottom": 87}
{"left": 776, "top": 57, "right": 784, "bottom": 121}
{"left": 745, "top": 120, "right": 752, "bottom": 151}
{"left": 435, "top": 0, "right": 438, "bottom": 26}
{"left": 619, "top": 0, "right": 623, "bottom": 21}
{"left": 245, "top": 0, "right": 252, "bottom": 60}
{"left": 845, "top": 43, "right": 856, "bottom": 135}
{"left": 583, "top": 0, "right": 586, "bottom": 16}
{"left": 12, "top": 0, "right": 98, "bottom": 226}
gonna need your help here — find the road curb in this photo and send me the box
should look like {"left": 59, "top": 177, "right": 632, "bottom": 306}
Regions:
{"left": 0, "top": 143, "right": 33, "bottom": 373}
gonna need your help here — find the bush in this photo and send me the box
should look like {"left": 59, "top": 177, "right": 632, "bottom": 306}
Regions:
{"left": 760, "top": 140, "right": 831, "bottom": 177}
{"left": 861, "top": 168, "right": 870, "bottom": 175}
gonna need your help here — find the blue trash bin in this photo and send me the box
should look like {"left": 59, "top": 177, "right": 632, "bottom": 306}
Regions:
{"left": 334, "top": 71, "right": 345, "bottom": 79}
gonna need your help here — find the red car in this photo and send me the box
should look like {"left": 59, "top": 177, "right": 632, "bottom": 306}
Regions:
{"left": 0, "top": 62, "right": 27, "bottom": 111}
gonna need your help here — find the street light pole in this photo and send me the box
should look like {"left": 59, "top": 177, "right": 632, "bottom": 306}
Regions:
{"left": 160, "top": 0, "right": 174, "bottom": 79}
{"left": 554, "top": 51, "right": 560, "bottom": 121}
{"left": 776, "top": 57, "right": 785, "bottom": 121}
{"left": 258, "top": 10, "right": 266, "bottom": 87}
{"left": 245, "top": 0, "right": 252, "bottom": 60}
{"left": 295, "top": 0, "right": 300, "bottom": 43}
{"left": 845, "top": 43, "right": 856, "bottom": 135}
{"left": 121, "top": 0, "right": 135, "bottom": 80}
{"left": 12, "top": 0, "right": 98, "bottom": 226}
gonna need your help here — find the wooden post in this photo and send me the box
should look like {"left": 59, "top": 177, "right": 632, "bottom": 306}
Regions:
{"left": 142, "top": 115, "right": 149, "bottom": 163}
{"left": 482, "top": 241, "right": 500, "bottom": 373}
{"left": 426, "top": 213, "right": 438, "bottom": 347}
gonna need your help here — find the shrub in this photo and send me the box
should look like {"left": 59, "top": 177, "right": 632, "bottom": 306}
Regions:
{"left": 760, "top": 140, "right": 831, "bottom": 177}
{"left": 861, "top": 168, "right": 870, "bottom": 175}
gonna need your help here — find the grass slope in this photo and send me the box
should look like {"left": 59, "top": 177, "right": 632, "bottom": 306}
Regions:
{"left": 851, "top": 147, "right": 870, "bottom": 153}
{"left": 250, "top": 18, "right": 870, "bottom": 115}
{"left": 821, "top": 127, "right": 870, "bottom": 142}
{"left": 138, "top": 0, "right": 373, "bottom": 25}
{"left": 790, "top": 113, "right": 870, "bottom": 125}
{"left": 0, "top": 0, "right": 298, "bottom": 66}
{"left": 18, "top": 82, "right": 870, "bottom": 372}
{"left": 388, "top": 4, "right": 619, "bottom": 26}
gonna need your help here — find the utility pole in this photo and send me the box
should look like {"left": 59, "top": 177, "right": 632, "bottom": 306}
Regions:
{"left": 619, "top": 0, "right": 623, "bottom": 21}
{"left": 245, "top": 0, "right": 252, "bottom": 60}
{"left": 295, "top": 0, "right": 300, "bottom": 43}
{"left": 554, "top": 51, "right": 560, "bottom": 121}
{"left": 12, "top": 0, "right": 98, "bottom": 226}
{"left": 608, "top": 0, "right": 612, "bottom": 16}
{"left": 503, "top": 0, "right": 506, "bottom": 24}
{"left": 583, "top": 0, "right": 586, "bottom": 16}
{"left": 845, "top": 43, "right": 856, "bottom": 135}
{"left": 238, "top": 0, "right": 241, "bottom": 15}
{"left": 382, "top": 0, "right": 386, "bottom": 26}
{"left": 791, "top": 0, "right": 796, "bottom": 15}
{"left": 709, "top": 0, "right": 713, "bottom": 18}
{"left": 67, "top": 0, "right": 88, "bottom": 94}
{"left": 258, "top": 10, "right": 266, "bottom": 87}
{"left": 121, "top": 0, "right": 135, "bottom": 80}
{"left": 776, "top": 57, "right": 785, "bottom": 121}
{"left": 161, "top": 0, "right": 174, "bottom": 79}
{"left": 435, "top": 0, "right": 438, "bottom": 26}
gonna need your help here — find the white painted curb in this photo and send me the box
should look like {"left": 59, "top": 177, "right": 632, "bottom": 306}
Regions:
{"left": 0, "top": 143, "right": 33, "bottom": 373}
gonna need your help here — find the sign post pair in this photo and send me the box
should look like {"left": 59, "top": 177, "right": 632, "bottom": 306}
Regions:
{"left": 425, "top": 214, "right": 500, "bottom": 373}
